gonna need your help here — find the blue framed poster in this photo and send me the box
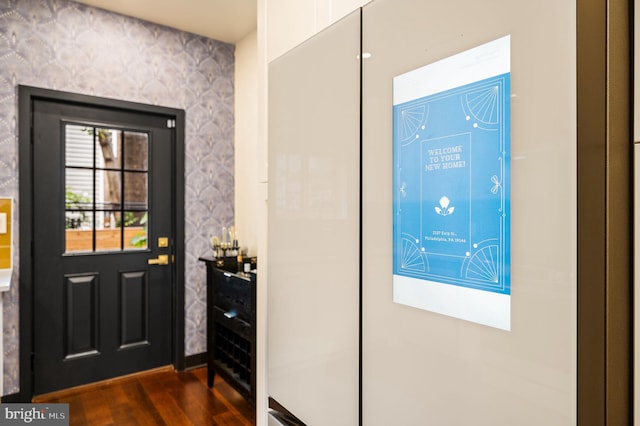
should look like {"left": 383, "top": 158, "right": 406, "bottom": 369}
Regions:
{"left": 392, "top": 35, "right": 511, "bottom": 330}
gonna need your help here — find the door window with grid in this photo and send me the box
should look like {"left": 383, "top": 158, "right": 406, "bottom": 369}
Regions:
{"left": 64, "top": 123, "right": 149, "bottom": 253}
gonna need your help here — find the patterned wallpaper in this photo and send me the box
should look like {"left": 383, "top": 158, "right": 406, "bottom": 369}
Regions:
{"left": 0, "top": 0, "right": 235, "bottom": 394}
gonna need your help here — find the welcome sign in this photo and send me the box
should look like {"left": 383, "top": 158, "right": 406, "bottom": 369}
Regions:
{"left": 392, "top": 36, "right": 511, "bottom": 330}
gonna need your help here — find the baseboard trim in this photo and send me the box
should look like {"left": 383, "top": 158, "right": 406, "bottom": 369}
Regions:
{"left": 184, "top": 352, "right": 207, "bottom": 370}
{"left": 2, "top": 392, "right": 25, "bottom": 403}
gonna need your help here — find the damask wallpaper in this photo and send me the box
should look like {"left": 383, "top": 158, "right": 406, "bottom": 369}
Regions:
{"left": 0, "top": 0, "right": 235, "bottom": 394}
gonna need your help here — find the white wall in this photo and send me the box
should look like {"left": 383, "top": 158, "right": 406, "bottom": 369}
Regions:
{"left": 235, "top": 25, "right": 270, "bottom": 426}
{"left": 235, "top": 29, "right": 259, "bottom": 257}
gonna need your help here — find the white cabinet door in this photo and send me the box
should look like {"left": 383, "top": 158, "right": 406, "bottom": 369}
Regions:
{"left": 267, "top": 9, "right": 361, "bottom": 426}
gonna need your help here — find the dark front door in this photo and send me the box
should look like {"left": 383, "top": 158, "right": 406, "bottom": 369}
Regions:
{"left": 31, "top": 97, "right": 175, "bottom": 395}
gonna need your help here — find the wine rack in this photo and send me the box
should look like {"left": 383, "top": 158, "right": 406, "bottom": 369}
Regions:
{"left": 200, "top": 257, "right": 256, "bottom": 405}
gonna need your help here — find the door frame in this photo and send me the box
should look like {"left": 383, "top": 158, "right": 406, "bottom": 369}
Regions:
{"left": 16, "top": 85, "right": 186, "bottom": 400}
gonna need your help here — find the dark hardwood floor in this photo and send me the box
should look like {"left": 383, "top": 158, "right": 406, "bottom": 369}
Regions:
{"left": 33, "top": 366, "right": 256, "bottom": 426}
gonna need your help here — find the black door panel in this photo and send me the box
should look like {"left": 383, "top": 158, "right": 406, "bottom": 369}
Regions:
{"left": 32, "top": 99, "right": 173, "bottom": 394}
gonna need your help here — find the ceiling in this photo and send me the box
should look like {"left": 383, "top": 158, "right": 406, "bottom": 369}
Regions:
{"left": 74, "top": 0, "right": 257, "bottom": 44}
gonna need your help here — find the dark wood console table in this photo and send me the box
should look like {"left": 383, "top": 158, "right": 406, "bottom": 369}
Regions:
{"left": 199, "top": 257, "right": 256, "bottom": 405}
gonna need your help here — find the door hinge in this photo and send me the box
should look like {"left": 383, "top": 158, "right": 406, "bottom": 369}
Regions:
{"left": 167, "top": 119, "right": 176, "bottom": 129}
